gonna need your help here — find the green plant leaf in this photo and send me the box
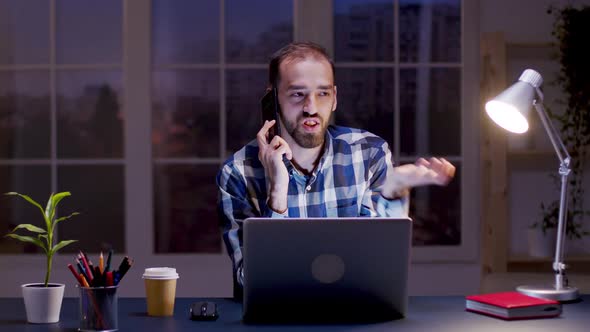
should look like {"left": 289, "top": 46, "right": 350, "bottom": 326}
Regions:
{"left": 4, "top": 234, "right": 47, "bottom": 253}
{"left": 10, "top": 224, "right": 46, "bottom": 234}
{"left": 54, "top": 212, "right": 80, "bottom": 225}
{"left": 4, "top": 192, "right": 45, "bottom": 216}
{"left": 5, "top": 190, "right": 78, "bottom": 287}
{"left": 43, "top": 193, "right": 54, "bottom": 234}
{"left": 37, "top": 234, "right": 48, "bottom": 248}
{"left": 44, "top": 193, "right": 54, "bottom": 223}
{"left": 50, "top": 239, "right": 77, "bottom": 255}
{"left": 46, "top": 192, "right": 71, "bottom": 227}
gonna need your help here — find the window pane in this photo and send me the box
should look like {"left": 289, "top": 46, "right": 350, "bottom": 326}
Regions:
{"left": 226, "top": 69, "right": 266, "bottom": 154}
{"left": 56, "top": 0, "right": 122, "bottom": 64}
{"left": 152, "top": 0, "right": 219, "bottom": 64}
{"left": 334, "top": 0, "right": 394, "bottom": 62}
{"left": 411, "top": 163, "right": 461, "bottom": 245}
{"left": 400, "top": 68, "right": 460, "bottom": 156}
{"left": 57, "top": 165, "right": 125, "bottom": 253}
{"left": 226, "top": 0, "right": 292, "bottom": 63}
{"left": 0, "top": 0, "right": 49, "bottom": 65}
{"left": 334, "top": 68, "right": 394, "bottom": 146}
{"left": 400, "top": 0, "right": 461, "bottom": 63}
{"left": 0, "top": 165, "right": 50, "bottom": 254}
{"left": 0, "top": 71, "right": 50, "bottom": 158}
{"left": 56, "top": 71, "right": 123, "bottom": 158}
{"left": 152, "top": 70, "right": 219, "bottom": 158}
{"left": 154, "top": 165, "right": 221, "bottom": 253}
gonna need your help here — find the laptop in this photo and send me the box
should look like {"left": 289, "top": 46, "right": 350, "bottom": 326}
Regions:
{"left": 242, "top": 217, "right": 412, "bottom": 323}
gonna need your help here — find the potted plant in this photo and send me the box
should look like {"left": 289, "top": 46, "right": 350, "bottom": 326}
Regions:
{"left": 530, "top": 5, "right": 590, "bottom": 255}
{"left": 4, "top": 191, "right": 79, "bottom": 324}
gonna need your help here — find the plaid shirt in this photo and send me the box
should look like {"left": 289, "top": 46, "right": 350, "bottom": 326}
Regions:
{"left": 217, "top": 125, "right": 409, "bottom": 286}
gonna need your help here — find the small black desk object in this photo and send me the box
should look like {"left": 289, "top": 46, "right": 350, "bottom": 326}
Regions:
{"left": 190, "top": 301, "right": 218, "bottom": 321}
{"left": 0, "top": 296, "right": 588, "bottom": 331}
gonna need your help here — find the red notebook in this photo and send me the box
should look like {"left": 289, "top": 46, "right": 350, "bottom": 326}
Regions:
{"left": 465, "top": 292, "right": 562, "bottom": 320}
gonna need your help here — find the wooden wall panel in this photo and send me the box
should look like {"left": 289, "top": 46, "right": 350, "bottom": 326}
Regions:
{"left": 480, "top": 32, "right": 509, "bottom": 275}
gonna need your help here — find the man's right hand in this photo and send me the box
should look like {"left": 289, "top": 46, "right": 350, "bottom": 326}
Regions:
{"left": 256, "top": 120, "right": 292, "bottom": 213}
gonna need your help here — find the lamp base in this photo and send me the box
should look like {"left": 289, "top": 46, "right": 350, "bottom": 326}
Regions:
{"left": 516, "top": 284, "right": 579, "bottom": 302}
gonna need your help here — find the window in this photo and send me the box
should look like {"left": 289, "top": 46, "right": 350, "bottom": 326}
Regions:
{"left": 151, "top": 0, "right": 293, "bottom": 253}
{"left": 0, "top": 0, "right": 124, "bottom": 254}
{"left": 333, "top": 0, "right": 463, "bottom": 248}
{"left": 0, "top": 0, "right": 479, "bottom": 297}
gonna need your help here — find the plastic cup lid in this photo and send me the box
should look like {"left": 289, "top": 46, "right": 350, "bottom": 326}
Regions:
{"left": 142, "top": 267, "right": 179, "bottom": 280}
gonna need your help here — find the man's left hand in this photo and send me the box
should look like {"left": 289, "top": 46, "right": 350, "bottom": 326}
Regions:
{"left": 410, "top": 157, "right": 456, "bottom": 186}
{"left": 381, "top": 157, "right": 456, "bottom": 199}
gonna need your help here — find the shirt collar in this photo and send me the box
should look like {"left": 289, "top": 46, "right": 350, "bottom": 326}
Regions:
{"left": 283, "top": 127, "right": 334, "bottom": 178}
{"left": 316, "top": 128, "right": 334, "bottom": 175}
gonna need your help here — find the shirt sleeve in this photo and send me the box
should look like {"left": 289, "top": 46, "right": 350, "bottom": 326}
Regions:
{"left": 216, "top": 163, "right": 287, "bottom": 287}
{"left": 359, "top": 141, "right": 410, "bottom": 218}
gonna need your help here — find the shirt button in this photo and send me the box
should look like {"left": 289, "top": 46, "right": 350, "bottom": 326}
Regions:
{"left": 306, "top": 185, "right": 311, "bottom": 191}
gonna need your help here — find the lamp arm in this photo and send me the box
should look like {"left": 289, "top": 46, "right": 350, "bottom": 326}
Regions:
{"left": 554, "top": 164, "right": 570, "bottom": 289}
{"left": 532, "top": 92, "right": 571, "bottom": 163}
{"left": 532, "top": 97, "right": 571, "bottom": 290}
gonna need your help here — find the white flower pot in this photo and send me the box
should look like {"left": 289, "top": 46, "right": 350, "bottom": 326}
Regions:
{"left": 527, "top": 228, "right": 557, "bottom": 258}
{"left": 21, "top": 283, "right": 65, "bottom": 324}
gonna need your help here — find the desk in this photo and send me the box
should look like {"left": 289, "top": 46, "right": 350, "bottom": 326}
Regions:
{"left": 0, "top": 296, "right": 588, "bottom": 331}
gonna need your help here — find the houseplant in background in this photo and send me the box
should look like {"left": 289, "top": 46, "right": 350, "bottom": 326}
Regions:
{"left": 530, "top": 5, "right": 590, "bottom": 256}
{"left": 4, "top": 191, "right": 79, "bottom": 323}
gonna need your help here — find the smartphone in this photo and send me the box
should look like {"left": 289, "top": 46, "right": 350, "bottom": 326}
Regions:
{"left": 260, "top": 88, "right": 281, "bottom": 143}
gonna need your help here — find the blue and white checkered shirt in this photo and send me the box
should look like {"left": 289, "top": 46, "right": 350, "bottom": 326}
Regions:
{"left": 217, "top": 125, "right": 409, "bottom": 286}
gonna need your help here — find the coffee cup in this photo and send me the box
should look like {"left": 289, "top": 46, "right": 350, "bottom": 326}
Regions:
{"left": 142, "top": 267, "right": 179, "bottom": 316}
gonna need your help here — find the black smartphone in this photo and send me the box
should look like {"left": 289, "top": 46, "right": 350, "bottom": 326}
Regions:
{"left": 260, "top": 88, "right": 281, "bottom": 143}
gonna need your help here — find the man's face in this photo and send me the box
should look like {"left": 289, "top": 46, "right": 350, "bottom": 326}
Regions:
{"left": 277, "top": 57, "right": 337, "bottom": 149}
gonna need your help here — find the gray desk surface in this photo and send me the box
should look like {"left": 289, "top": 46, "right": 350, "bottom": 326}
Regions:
{"left": 0, "top": 296, "right": 588, "bottom": 331}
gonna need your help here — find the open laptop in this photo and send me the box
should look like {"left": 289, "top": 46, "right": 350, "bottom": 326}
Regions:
{"left": 242, "top": 217, "right": 412, "bottom": 323}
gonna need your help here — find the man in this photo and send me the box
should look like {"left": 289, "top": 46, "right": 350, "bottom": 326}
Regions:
{"left": 217, "top": 42, "right": 455, "bottom": 295}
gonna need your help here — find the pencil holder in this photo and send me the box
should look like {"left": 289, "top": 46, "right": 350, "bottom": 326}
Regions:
{"left": 78, "top": 285, "right": 119, "bottom": 332}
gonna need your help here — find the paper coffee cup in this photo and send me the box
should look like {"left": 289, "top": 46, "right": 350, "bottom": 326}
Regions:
{"left": 142, "top": 267, "right": 179, "bottom": 316}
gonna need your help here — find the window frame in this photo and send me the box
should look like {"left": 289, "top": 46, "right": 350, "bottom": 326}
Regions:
{"left": 295, "top": 0, "right": 479, "bottom": 262}
{"left": 0, "top": 0, "right": 480, "bottom": 297}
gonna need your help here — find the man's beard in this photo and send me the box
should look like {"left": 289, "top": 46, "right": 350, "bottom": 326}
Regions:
{"left": 281, "top": 112, "right": 331, "bottom": 149}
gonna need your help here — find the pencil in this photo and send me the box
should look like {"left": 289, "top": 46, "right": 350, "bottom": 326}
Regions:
{"left": 99, "top": 251, "right": 104, "bottom": 274}
{"left": 76, "top": 258, "right": 85, "bottom": 275}
{"left": 117, "top": 256, "right": 128, "bottom": 273}
{"left": 79, "top": 252, "right": 94, "bottom": 283}
{"left": 68, "top": 264, "right": 84, "bottom": 286}
{"left": 115, "top": 257, "right": 133, "bottom": 284}
{"left": 106, "top": 271, "right": 114, "bottom": 286}
{"left": 94, "top": 266, "right": 102, "bottom": 287}
{"left": 105, "top": 249, "right": 113, "bottom": 272}
{"left": 80, "top": 274, "right": 90, "bottom": 287}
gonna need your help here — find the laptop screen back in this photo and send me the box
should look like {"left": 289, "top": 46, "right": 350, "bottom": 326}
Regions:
{"left": 242, "top": 217, "right": 412, "bottom": 323}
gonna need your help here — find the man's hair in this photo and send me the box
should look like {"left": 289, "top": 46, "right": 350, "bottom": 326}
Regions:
{"left": 268, "top": 42, "right": 335, "bottom": 89}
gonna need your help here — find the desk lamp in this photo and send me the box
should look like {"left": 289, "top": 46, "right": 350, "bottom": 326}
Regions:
{"left": 485, "top": 69, "right": 579, "bottom": 302}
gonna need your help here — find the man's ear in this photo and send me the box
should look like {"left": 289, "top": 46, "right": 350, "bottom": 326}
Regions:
{"left": 332, "top": 85, "right": 338, "bottom": 112}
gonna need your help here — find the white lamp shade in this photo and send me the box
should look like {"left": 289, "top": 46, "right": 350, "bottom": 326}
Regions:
{"left": 485, "top": 80, "right": 534, "bottom": 133}
{"left": 485, "top": 69, "right": 543, "bottom": 134}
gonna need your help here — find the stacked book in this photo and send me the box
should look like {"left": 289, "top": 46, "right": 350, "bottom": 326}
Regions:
{"left": 465, "top": 292, "right": 562, "bottom": 320}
